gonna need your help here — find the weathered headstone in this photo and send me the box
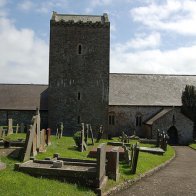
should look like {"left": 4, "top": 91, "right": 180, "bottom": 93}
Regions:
{"left": 0, "top": 127, "right": 3, "bottom": 138}
{"left": 156, "top": 129, "right": 161, "bottom": 147}
{"left": 89, "top": 124, "right": 94, "bottom": 145}
{"left": 85, "top": 124, "right": 88, "bottom": 144}
{"left": 21, "top": 123, "right": 36, "bottom": 162}
{"left": 39, "top": 129, "right": 46, "bottom": 152}
{"left": 15, "top": 124, "right": 19, "bottom": 134}
{"left": 36, "top": 108, "right": 41, "bottom": 149}
{"left": 131, "top": 143, "right": 140, "bottom": 174}
{"left": 32, "top": 125, "right": 37, "bottom": 156}
{"left": 56, "top": 122, "right": 63, "bottom": 139}
{"left": 20, "top": 123, "right": 24, "bottom": 133}
{"left": 96, "top": 125, "right": 103, "bottom": 143}
{"left": 80, "top": 123, "right": 87, "bottom": 152}
{"left": 7, "top": 118, "right": 13, "bottom": 135}
{"left": 46, "top": 128, "right": 51, "bottom": 146}
{"left": 96, "top": 143, "right": 107, "bottom": 187}
{"left": 107, "top": 147, "right": 120, "bottom": 181}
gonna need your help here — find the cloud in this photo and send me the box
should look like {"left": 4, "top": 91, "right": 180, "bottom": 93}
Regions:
{"left": 18, "top": 0, "right": 68, "bottom": 13}
{"left": 0, "top": 17, "right": 49, "bottom": 84}
{"left": 111, "top": 42, "right": 196, "bottom": 74}
{"left": 18, "top": 1, "right": 34, "bottom": 11}
{"left": 85, "top": 0, "right": 116, "bottom": 13}
{"left": 130, "top": 0, "right": 196, "bottom": 35}
{"left": 112, "top": 32, "right": 161, "bottom": 52}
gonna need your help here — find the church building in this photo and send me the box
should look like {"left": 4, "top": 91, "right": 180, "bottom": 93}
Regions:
{"left": 0, "top": 12, "right": 194, "bottom": 145}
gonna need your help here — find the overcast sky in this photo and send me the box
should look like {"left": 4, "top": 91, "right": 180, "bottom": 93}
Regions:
{"left": 1, "top": 0, "right": 196, "bottom": 84}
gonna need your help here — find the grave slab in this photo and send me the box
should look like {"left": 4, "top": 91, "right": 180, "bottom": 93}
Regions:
{"left": 139, "top": 147, "right": 165, "bottom": 155}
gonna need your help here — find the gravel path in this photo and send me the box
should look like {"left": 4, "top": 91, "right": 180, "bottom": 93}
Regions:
{"left": 114, "top": 146, "right": 196, "bottom": 196}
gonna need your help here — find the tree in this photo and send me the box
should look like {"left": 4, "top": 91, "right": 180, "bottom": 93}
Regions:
{"left": 181, "top": 85, "right": 196, "bottom": 138}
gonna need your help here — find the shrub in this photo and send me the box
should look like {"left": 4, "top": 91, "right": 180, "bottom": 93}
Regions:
{"left": 73, "top": 131, "right": 81, "bottom": 147}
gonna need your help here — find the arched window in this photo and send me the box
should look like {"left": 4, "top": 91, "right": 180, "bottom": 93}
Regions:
{"left": 78, "top": 44, "right": 82, "bottom": 55}
{"left": 136, "top": 114, "right": 142, "bottom": 127}
{"left": 109, "top": 112, "right": 115, "bottom": 125}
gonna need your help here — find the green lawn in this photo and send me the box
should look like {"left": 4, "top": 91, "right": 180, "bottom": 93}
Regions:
{"left": 189, "top": 143, "right": 196, "bottom": 150}
{"left": 0, "top": 134, "right": 175, "bottom": 195}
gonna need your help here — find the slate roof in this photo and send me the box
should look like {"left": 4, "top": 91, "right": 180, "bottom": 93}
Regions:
{"left": 0, "top": 74, "right": 196, "bottom": 110}
{"left": 145, "top": 108, "right": 172, "bottom": 125}
{"left": 0, "top": 84, "right": 48, "bottom": 110}
{"left": 51, "top": 12, "right": 109, "bottom": 24}
{"left": 109, "top": 74, "right": 196, "bottom": 106}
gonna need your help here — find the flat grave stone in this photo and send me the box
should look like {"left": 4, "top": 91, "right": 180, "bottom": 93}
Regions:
{"left": 139, "top": 139, "right": 157, "bottom": 144}
{"left": 139, "top": 147, "right": 165, "bottom": 155}
{"left": 88, "top": 145, "right": 125, "bottom": 161}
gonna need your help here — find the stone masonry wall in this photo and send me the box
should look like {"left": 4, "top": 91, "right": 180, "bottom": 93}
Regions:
{"left": 0, "top": 110, "right": 48, "bottom": 131}
{"left": 108, "top": 105, "right": 163, "bottom": 137}
{"left": 48, "top": 17, "right": 110, "bottom": 135}
{"left": 151, "top": 108, "right": 193, "bottom": 144}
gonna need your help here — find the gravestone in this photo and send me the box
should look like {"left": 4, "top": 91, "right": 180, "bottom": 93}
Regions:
{"left": 96, "top": 143, "right": 107, "bottom": 187}
{"left": 0, "top": 127, "right": 3, "bottom": 138}
{"left": 7, "top": 118, "right": 13, "bottom": 135}
{"left": 36, "top": 108, "right": 41, "bottom": 149}
{"left": 15, "top": 124, "right": 19, "bottom": 134}
{"left": 56, "top": 122, "right": 63, "bottom": 139}
{"left": 131, "top": 143, "right": 140, "bottom": 174}
{"left": 39, "top": 129, "right": 46, "bottom": 152}
{"left": 123, "top": 146, "right": 131, "bottom": 165}
{"left": 20, "top": 123, "right": 24, "bottom": 133}
{"left": 80, "top": 123, "right": 87, "bottom": 152}
{"left": 96, "top": 125, "right": 104, "bottom": 143}
{"left": 85, "top": 124, "right": 88, "bottom": 144}
{"left": 21, "top": 122, "right": 36, "bottom": 162}
{"left": 107, "top": 147, "right": 120, "bottom": 181}
{"left": 46, "top": 128, "right": 51, "bottom": 146}
{"left": 89, "top": 124, "right": 94, "bottom": 145}
{"left": 32, "top": 125, "right": 37, "bottom": 156}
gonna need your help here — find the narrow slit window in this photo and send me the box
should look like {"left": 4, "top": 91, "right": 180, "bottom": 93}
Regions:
{"left": 78, "top": 92, "right": 80, "bottom": 100}
{"left": 78, "top": 44, "right": 82, "bottom": 54}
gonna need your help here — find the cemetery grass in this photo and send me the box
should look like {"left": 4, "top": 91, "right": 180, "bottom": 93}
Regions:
{"left": 0, "top": 134, "right": 175, "bottom": 196}
{"left": 189, "top": 143, "right": 196, "bottom": 150}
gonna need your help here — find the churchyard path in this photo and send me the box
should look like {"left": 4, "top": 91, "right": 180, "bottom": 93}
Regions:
{"left": 114, "top": 146, "right": 196, "bottom": 196}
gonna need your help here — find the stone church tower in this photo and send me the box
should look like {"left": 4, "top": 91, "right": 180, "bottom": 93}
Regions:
{"left": 48, "top": 12, "right": 110, "bottom": 134}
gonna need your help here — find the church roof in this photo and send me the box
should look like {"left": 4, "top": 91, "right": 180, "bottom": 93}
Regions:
{"left": 51, "top": 12, "right": 109, "bottom": 24}
{"left": 0, "top": 74, "right": 196, "bottom": 110}
{"left": 109, "top": 74, "right": 196, "bottom": 106}
{"left": 145, "top": 108, "right": 172, "bottom": 125}
{"left": 0, "top": 84, "right": 48, "bottom": 110}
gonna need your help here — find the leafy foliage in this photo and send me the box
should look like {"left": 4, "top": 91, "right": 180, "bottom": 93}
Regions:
{"left": 181, "top": 85, "right": 196, "bottom": 138}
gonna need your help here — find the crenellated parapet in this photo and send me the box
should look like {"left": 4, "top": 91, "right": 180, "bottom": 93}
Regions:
{"left": 50, "top": 11, "right": 110, "bottom": 27}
